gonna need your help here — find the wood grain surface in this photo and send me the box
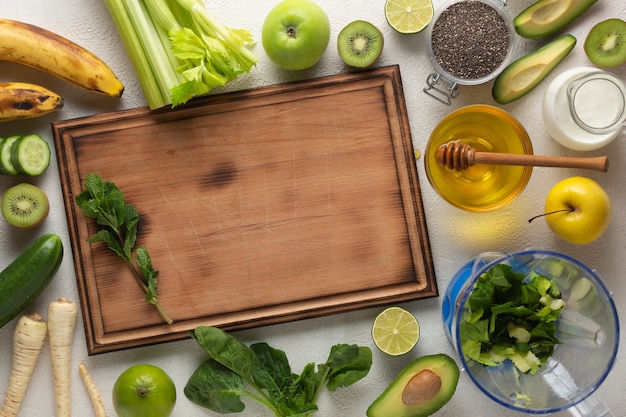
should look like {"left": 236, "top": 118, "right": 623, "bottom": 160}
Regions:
{"left": 53, "top": 65, "right": 437, "bottom": 355}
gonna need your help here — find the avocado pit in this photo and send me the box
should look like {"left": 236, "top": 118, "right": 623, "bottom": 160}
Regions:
{"left": 402, "top": 369, "right": 442, "bottom": 405}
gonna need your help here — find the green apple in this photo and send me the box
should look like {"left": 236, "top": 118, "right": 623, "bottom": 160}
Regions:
{"left": 262, "top": 0, "right": 330, "bottom": 70}
{"left": 542, "top": 176, "right": 611, "bottom": 244}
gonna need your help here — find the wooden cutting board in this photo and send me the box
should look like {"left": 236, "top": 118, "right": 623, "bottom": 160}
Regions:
{"left": 53, "top": 65, "right": 437, "bottom": 355}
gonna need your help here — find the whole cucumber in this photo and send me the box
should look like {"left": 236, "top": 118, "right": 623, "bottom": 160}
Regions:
{"left": 0, "top": 233, "right": 63, "bottom": 328}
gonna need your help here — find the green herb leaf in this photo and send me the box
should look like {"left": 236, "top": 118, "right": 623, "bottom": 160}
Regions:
{"left": 75, "top": 173, "right": 172, "bottom": 324}
{"left": 86, "top": 229, "right": 125, "bottom": 258}
{"left": 136, "top": 246, "right": 158, "bottom": 303}
{"left": 123, "top": 204, "right": 139, "bottom": 258}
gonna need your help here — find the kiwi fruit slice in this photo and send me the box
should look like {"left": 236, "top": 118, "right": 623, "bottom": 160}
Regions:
{"left": 584, "top": 18, "right": 626, "bottom": 67}
{"left": 1, "top": 183, "right": 50, "bottom": 228}
{"left": 337, "top": 20, "right": 384, "bottom": 68}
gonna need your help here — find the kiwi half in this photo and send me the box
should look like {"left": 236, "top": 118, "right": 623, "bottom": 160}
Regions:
{"left": 1, "top": 183, "right": 49, "bottom": 228}
{"left": 584, "top": 18, "right": 626, "bottom": 67}
{"left": 337, "top": 20, "right": 384, "bottom": 68}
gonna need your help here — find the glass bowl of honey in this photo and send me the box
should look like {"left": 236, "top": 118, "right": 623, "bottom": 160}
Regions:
{"left": 424, "top": 105, "right": 533, "bottom": 212}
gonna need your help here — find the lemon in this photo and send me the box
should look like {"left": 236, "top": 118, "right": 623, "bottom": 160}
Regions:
{"left": 384, "top": 0, "right": 434, "bottom": 34}
{"left": 372, "top": 306, "right": 420, "bottom": 356}
{"left": 112, "top": 364, "right": 176, "bottom": 417}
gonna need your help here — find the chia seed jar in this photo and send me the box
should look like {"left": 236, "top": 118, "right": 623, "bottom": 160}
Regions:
{"left": 424, "top": 0, "right": 515, "bottom": 104}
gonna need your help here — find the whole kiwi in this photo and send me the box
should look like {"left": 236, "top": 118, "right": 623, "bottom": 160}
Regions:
{"left": 337, "top": 20, "right": 384, "bottom": 68}
{"left": 584, "top": 18, "right": 626, "bottom": 67}
{"left": 1, "top": 183, "right": 50, "bottom": 228}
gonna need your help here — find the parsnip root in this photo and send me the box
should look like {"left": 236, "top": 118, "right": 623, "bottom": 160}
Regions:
{"left": 47, "top": 297, "right": 78, "bottom": 417}
{"left": 78, "top": 362, "right": 107, "bottom": 417}
{"left": 0, "top": 313, "right": 47, "bottom": 417}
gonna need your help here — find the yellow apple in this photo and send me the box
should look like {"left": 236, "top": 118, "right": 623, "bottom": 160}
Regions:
{"left": 543, "top": 176, "right": 611, "bottom": 244}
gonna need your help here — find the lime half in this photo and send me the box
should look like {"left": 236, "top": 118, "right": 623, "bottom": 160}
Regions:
{"left": 372, "top": 306, "right": 420, "bottom": 356}
{"left": 385, "top": 0, "right": 434, "bottom": 34}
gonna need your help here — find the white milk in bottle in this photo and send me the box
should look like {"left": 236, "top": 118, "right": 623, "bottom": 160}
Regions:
{"left": 542, "top": 67, "right": 625, "bottom": 151}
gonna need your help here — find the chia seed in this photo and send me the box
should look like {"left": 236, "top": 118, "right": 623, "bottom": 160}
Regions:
{"left": 431, "top": 0, "right": 510, "bottom": 80}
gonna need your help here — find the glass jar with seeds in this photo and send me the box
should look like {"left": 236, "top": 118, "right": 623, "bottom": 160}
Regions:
{"left": 424, "top": 0, "right": 515, "bottom": 105}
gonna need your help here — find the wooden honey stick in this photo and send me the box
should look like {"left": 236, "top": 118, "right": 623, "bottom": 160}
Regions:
{"left": 436, "top": 140, "right": 609, "bottom": 172}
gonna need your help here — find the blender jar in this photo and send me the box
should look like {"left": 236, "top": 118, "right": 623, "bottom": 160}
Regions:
{"left": 442, "top": 250, "right": 619, "bottom": 415}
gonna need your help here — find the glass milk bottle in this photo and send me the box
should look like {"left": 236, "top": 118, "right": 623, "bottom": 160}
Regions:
{"left": 542, "top": 67, "right": 626, "bottom": 151}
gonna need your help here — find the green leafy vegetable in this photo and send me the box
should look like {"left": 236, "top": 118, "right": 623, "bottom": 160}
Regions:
{"left": 104, "top": 0, "right": 259, "bottom": 110}
{"left": 75, "top": 173, "right": 172, "bottom": 324}
{"left": 185, "top": 326, "right": 372, "bottom": 416}
{"left": 459, "top": 264, "right": 565, "bottom": 374}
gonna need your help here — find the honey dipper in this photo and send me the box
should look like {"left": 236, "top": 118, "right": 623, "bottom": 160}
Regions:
{"left": 436, "top": 140, "right": 609, "bottom": 172}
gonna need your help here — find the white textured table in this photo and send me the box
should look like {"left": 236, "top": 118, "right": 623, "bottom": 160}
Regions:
{"left": 1, "top": 1, "right": 624, "bottom": 416}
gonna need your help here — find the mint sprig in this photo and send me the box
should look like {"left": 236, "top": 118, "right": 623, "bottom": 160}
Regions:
{"left": 76, "top": 173, "right": 172, "bottom": 324}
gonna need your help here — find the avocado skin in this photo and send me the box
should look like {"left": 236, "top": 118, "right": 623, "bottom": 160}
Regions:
{"left": 366, "top": 354, "right": 460, "bottom": 417}
{"left": 514, "top": 0, "right": 598, "bottom": 39}
{"left": 492, "top": 34, "right": 576, "bottom": 105}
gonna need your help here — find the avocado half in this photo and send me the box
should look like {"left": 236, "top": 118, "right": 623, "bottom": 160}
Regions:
{"left": 492, "top": 34, "right": 576, "bottom": 104}
{"left": 514, "top": 0, "right": 598, "bottom": 39}
{"left": 367, "top": 354, "right": 460, "bottom": 417}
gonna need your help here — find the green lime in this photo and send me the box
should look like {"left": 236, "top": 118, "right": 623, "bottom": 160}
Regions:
{"left": 384, "top": 0, "right": 434, "bottom": 34}
{"left": 112, "top": 364, "right": 176, "bottom": 417}
{"left": 372, "top": 306, "right": 420, "bottom": 356}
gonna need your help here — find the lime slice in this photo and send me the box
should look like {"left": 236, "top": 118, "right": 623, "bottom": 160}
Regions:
{"left": 385, "top": 0, "right": 434, "bottom": 34}
{"left": 11, "top": 134, "right": 51, "bottom": 176}
{"left": 372, "top": 306, "right": 420, "bottom": 356}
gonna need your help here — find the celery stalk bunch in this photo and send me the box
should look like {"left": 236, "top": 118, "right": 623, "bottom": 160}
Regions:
{"left": 104, "top": 0, "right": 259, "bottom": 109}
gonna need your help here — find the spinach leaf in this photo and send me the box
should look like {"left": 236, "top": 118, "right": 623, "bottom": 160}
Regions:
{"left": 459, "top": 263, "right": 565, "bottom": 374}
{"left": 287, "top": 362, "right": 323, "bottom": 415}
{"left": 186, "top": 326, "right": 372, "bottom": 416}
{"left": 251, "top": 342, "right": 294, "bottom": 393}
{"left": 250, "top": 342, "right": 300, "bottom": 415}
{"left": 184, "top": 358, "right": 246, "bottom": 413}
{"left": 192, "top": 326, "right": 260, "bottom": 380}
{"left": 325, "top": 344, "right": 372, "bottom": 391}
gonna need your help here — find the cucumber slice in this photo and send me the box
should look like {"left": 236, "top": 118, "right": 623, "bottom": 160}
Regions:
{"left": 0, "top": 135, "right": 20, "bottom": 175}
{"left": 0, "top": 138, "right": 4, "bottom": 174}
{"left": 492, "top": 34, "right": 576, "bottom": 104}
{"left": 10, "top": 134, "right": 51, "bottom": 176}
{"left": 514, "top": 0, "right": 598, "bottom": 39}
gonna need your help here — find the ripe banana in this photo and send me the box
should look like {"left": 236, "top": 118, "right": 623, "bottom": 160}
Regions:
{"left": 0, "top": 82, "right": 64, "bottom": 122}
{"left": 0, "top": 18, "right": 124, "bottom": 97}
